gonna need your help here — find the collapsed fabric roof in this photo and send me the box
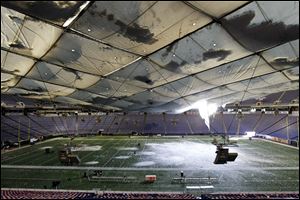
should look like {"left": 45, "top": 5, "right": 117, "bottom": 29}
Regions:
{"left": 1, "top": 1, "right": 299, "bottom": 113}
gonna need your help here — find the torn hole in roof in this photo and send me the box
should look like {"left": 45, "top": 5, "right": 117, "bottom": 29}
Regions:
{"left": 134, "top": 76, "right": 153, "bottom": 85}
{"left": 1, "top": 69, "right": 20, "bottom": 75}
{"left": 18, "top": 86, "right": 46, "bottom": 93}
{"left": 202, "top": 49, "right": 232, "bottom": 61}
{"left": 115, "top": 21, "right": 158, "bottom": 44}
{"left": 9, "top": 40, "right": 32, "bottom": 50}
{"left": 162, "top": 60, "right": 188, "bottom": 73}
{"left": 18, "top": 92, "right": 44, "bottom": 97}
{"left": 284, "top": 67, "right": 299, "bottom": 78}
{"left": 270, "top": 57, "right": 299, "bottom": 68}
{"left": 8, "top": 14, "right": 23, "bottom": 24}
{"left": 63, "top": 68, "right": 82, "bottom": 80}
{"left": 2, "top": 1, "right": 86, "bottom": 24}
{"left": 91, "top": 9, "right": 158, "bottom": 44}
{"left": 161, "top": 43, "right": 178, "bottom": 58}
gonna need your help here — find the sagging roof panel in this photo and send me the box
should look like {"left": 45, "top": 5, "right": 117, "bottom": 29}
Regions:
{"left": 43, "top": 32, "right": 138, "bottom": 76}
{"left": 221, "top": 1, "right": 299, "bottom": 52}
{"left": 262, "top": 39, "right": 299, "bottom": 71}
{"left": 187, "top": 1, "right": 249, "bottom": 18}
{"left": 1, "top": 7, "right": 63, "bottom": 58}
{"left": 72, "top": 1, "right": 212, "bottom": 55}
{"left": 1, "top": 50, "right": 35, "bottom": 76}
{"left": 14, "top": 78, "right": 75, "bottom": 99}
{"left": 1, "top": 72, "right": 20, "bottom": 91}
{"left": 1, "top": 1, "right": 87, "bottom": 25}
{"left": 149, "top": 23, "right": 251, "bottom": 76}
{"left": 0, "top": 1, "right": 299, "bottom": 113}
{"left": 26, "top": 61, "right": 101, "bottom": 89}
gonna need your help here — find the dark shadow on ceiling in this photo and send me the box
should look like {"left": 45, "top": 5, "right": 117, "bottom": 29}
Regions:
{"left": 203, "top": 49, "right": 232, "bottom": 61}
{"left": 134, "top": 76, "right": 153, "bottom": 85}
{"left": 221, "top": 11, "right": 299, "bottom": 52}
{"left": 163, "top": 60, "right": 187, "bottom": 73}
{"left": 89, "top": 8, "right": 158, "bottom": 44}
{"left": 2, "top": 1, "right": 85, "bottom": 23}
{"left": 270, "top": 57, "right": 299, "bottom": 69}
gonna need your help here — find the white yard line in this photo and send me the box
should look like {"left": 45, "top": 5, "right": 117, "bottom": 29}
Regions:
{"left": 118, "top": 139, "right": 137, "bottom": 168}
{"left": 2, "top": 165, "right": 298, "bottom": 171}
{"left": 102, "top": 140, "right": 130, "bottom": 167}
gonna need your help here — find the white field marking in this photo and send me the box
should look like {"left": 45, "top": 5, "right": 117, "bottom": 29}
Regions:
{"left": 34, "top": 141, "right": 72, "bottom": 166}
{"left": 1, "top": 137, "right": 62, "bottom": 155}
{"left": 2, "top": 148, "right": 43, "bottom": 162}
{"left": 117, "top": 140, "right": 134, "bottom": 168}
{"left": 133, "top": 161, "right": 156, "bottom": 167}
{"left": 4, "top": 140, "right": 65, "bottom": 164}
{"left": 79, "top": 140, "right": 116, "bottom": 163}
{"left": 40, "top": 146, "right": 53, "bottom": 150}
{"left": 118, "top": 139, "right": 139, "bottom": 168}
{"left": 81, "top": 139, "right": 120, "bottom": 166}
{"left": 117, "top": 147, "right": 138, "bottom": 151}
{"left": 41, "top": 141, "right": 103, "bottom": 166}
{"left": 70, "top": 145, "right": 102, "bottom": 151}
{"left": 85, "top": 139, "right": 121, "bottom": 166}
{"left": 137, "top": 151, "right": 156, "bottom": 156}
{"left": 1, "top": 165, "right": 299, "bottom": 171}
{"left": 102, "top": 140, "right": 131, "bottom": 167}
{"left": 84, "top": 161, "right": 99, "bottom": 165}
{"left": 114, "top": 156, "right": 131, "bottom": 159}
{"left": 1, "top": 138, "right": 62, "bottom": 160}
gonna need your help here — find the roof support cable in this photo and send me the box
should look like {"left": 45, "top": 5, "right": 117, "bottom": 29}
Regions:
{"left": 26, "top": 115, "right": 53, "bottom": 135}
{"left": 227, "top": 57, "right": 261, "bottom": 133}
{"left": 184, "top": 112, "right": 194, "bottom": 135}
{"left": 106, "top": 115, "right": 117, "bottom": 134}
{"left": 51, "top": 116, "right": 64, "bottom": 135}
{"left": 90, "top": 115, "right": 102, "bottom": 135}
{"left": 116, "top": 114, "right": 126, "bottom": 134}
{"left": 257, "top": 114, "right": 288, "bottom": 134}
{"left": 297, "top": 117, "right": 299, "bottom": 147}
{"left": 265, "top": 121, "right": 297, "bottom": 136}
{"left": 221, "top": 112, "right": 227, "bottom": 136}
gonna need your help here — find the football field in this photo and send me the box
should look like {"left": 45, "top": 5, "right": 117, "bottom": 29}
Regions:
{"left": 1, "top": 136, "right": 299, "bottom": 193}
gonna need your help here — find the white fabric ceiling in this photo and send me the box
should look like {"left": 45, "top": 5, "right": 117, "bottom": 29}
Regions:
{"left": 1, "top": 1, "right": 299, "bottom": 113}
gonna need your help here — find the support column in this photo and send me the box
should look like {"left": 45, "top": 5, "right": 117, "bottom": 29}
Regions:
{"left": 253, "top": 113, "right": 263, "bottom": 132}
{"left": 18, "top": 118, "right": 21, "bottom": 148}
{"left": 162, "top": 112, "right": 166, "bottom": 135}
{"left": 28, "top": 118, "right": 31, "bottom": 141}
{"left": 107, "top": 114, "right": 116, "bottom": 134}
{"left": 143, "top": 112, "right": 147, "bottom": 135}
{"left": 76, "top": 115, "right": 79, "bottom": 135}
{"left": 297, "top": 117, "right": 299, "bottom": 147}
{"left": 221, "top": 112, "right": 227, "bottom": 135}
{"left": 286, "top": 115, "right": 289, "bottom": 141}
{"left": 184, "top": 112, "right": 193, "bottom": 135}
{"left": 117, "top": 113, "right": 126, "bottom": 134}
{"left": 237, "top": 118, "right": 241, "bottom": 136}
